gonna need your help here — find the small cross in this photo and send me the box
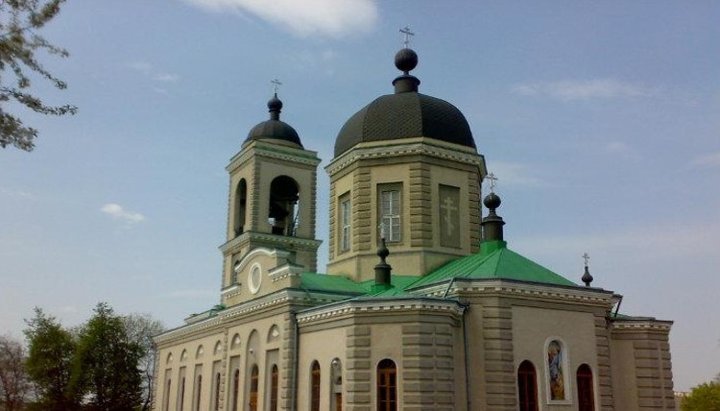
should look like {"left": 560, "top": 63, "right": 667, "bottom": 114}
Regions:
{"left": 486, "top": 173, "right": 498, "bottom": 192}
{"left": 271, "top": 79, "right": 282, "bottom": 94}
{"left": 400, "top": 26, "right": 415, "bottom": 48}
{"left": 582, "top": 253, "right": 590, "bottom": 267}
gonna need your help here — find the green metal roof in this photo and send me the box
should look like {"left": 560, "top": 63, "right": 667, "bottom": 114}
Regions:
{"left": 299, "top": 272, "right": 366, "bottom": 294}
{"left": 298, "top": 242, "right": 576, "bottom": 297}
{"left": 409, "top": 240, "right": 577, "bottom": 289}
{"left": 299, "top": 272, "right": 421, "bottom": 297}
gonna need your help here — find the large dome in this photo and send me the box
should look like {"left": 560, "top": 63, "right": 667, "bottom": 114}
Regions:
{"left": 334, "top": 48, "right": 475, "bottom": 157}
{"left": 244, "top": 95, "right": 303, "bottom": 148}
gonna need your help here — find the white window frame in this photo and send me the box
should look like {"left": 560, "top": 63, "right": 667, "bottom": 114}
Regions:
{"left": 340, "top": 195, "right": 351, "bottom": 252}
{"left": 379, "top": 186, "right": 401, "bottom": 243}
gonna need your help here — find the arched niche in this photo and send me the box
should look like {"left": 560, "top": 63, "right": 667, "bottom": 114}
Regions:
{"left": 234, "top": 179, "right": 247, "bottom": 236}
{"left": 268, "top": 175, "right": 299, "bottom": 236}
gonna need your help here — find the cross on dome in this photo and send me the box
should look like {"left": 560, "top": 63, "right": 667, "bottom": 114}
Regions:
{"left": 582, "top": 252, "right": 590, "bottom": 267}
{"left": 486, "top": 173, "right": 498, "bottom": 192}
{"left": 271, "top": 79, "right": 282, "bottom": 94}
{"left": 400, "top": 26, "right": 415, "bottom": 48}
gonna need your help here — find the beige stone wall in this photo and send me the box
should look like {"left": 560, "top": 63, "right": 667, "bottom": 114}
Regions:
{"left": 154, "top": 306, "right": 293, "bottom": 411}
{"left": 512, "top": 305, "right": 599, "bottom": 411}
{"left": 611, "top": 323, "right": 675, "bottom": 410}
{"left": 222, "top": 141, "right": 321, "bottom": 287}
{"left": 326, "top": 138, "right": 485, "bottom": 280}
{"left": 296, "top": 306, "right": 464, "bottom": 411}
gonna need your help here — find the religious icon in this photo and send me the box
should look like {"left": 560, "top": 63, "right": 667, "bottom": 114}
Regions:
{"left": 547, "top": 340, "right": 565, "bottom": 400}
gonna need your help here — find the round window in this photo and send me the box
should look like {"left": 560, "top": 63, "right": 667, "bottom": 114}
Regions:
{"left": 248, "top": 263, "right": 262, "bottom": 294}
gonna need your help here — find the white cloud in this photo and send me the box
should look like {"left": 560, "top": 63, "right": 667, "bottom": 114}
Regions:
{"left": 182, "top": 0, "right": 378, "bottom": 37}
{"left": 154, "top": 73, "right": 181, "bottom": 82}
{"left": 511, "top": 79, "right": 654, "bottom": 101}
{"left": 100, "top": 203, "right": 145, "bottom": 223}
{"left": 0, "top": 188, "right": 35, "bottom": 199}
{"left": 126, "top": 62, "right": 180, "bottom": 84}
{"left": 691, "top": 151, "right": 720, "bottom": 168}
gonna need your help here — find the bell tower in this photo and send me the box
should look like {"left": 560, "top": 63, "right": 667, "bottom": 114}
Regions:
{"left": 219, "top": 93, "right": 321, "bottom": 302}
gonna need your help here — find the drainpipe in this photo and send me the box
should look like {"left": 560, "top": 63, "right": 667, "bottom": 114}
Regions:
{"left": 461, "top": 302, "right": 472, "bottom": 411}
{"left": 290, "top": 310, "right": 299, "bottom": 411}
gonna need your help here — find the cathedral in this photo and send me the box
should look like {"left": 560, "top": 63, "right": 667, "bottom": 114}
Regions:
{"left": 153, "top": 45, "right": 675, "bottom": 411}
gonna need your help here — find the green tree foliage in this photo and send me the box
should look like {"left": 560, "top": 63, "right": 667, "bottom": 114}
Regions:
{"left": 682, "top": 377, "right": 720, "bottom": 411}
{"left": 0, "top": 0, "right": 77, "bottom": 151}
{"left": 24, "top": 307, "right": 79, "bottom": 411}
{"left": 72, "top": 303, "right": 144, "bottom": 411}
{"left": 0, "top": 334, "right": 31, "bottom": 411}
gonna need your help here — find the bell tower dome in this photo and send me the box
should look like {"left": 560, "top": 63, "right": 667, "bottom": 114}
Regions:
{"left": 220, "top": 93, "right": 321, "bottom": 305}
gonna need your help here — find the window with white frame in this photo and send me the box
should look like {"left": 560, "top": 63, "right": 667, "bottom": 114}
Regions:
{"left": 339, "top": 194, "right": 351, "bottom": 252}
{"left": 379, "top": 184, "right": 402, "bottom": 242}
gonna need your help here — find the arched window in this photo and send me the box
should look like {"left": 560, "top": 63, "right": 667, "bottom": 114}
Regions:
{"left": 331, "top": 358, "right": 343, "bottom": 411}
{"left": 377, "top": 359, "right": 397, "bottom": 411}
{"left": 213, "top": 372, "right": 221, "bottom": 411}
{"left": 164, "top": 378, "right": 172, "bottom": 411}
{"left": 546, "top": 339, "right": 566, "bottom": 400}
{"left": 249, "top": 365, "right": 259, "bottom": 411}
{"left": 231, "top": 369, "right": 240, "bottom": 411}
{"left": 178, "top": 376, "right": 186, "bottom": 411}
{"left": 270, "top": 364, "right": 279, "bottom": 411}
{"left": 268, "top": 175, "right": 299, "bottom": 236}
{"left": 311, "top": 361, "right": 321, "bottom": 411}
{"left": 235, "top": 179, "right": 247, "bottom": 236}
{"left": 577, "top": 364, "right": 595, "bottom": 411}
{"left": 194, "top": 375, "right": 202, "bottom": 411}
{"left": 518, "top": 360, "right": 538, "bottom": 411}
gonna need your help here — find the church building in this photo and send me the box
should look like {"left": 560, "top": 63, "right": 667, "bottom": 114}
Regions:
{"left": 153, "top": 45, "right": 675, "bottom": 411}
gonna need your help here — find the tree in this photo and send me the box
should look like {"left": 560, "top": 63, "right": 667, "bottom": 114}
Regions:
{"left": 0, "top": 334, "right": 31, "bottom": 411}
{"left": 123, "top": 313, "right": 165, "bottom": 411}
{"left": 24, "top": 307, "right": 79, "bottom": 411}
{"left": 682, "top": 376, "right": 720, "bottom": 411}
{"left": 71, "top": 303, "right": 143, "bottom": 411}
{"left": 0, "top": 0, "right": 77, "bottom": 151}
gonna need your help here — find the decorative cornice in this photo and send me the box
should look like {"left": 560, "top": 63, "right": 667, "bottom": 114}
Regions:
{"left": 219, "top": 231, "right": 322, "bottom": 254}
{"left": 325, "top": 138, "right": 485, "bottom": 176}
{"left": 268, "top": 263, "right": 304, "bottom": 283}
{"left": 295, "top": 297, "right": 466, "bottom": 325}
{"left": 610, "top": 319, "right": 673, "bottom": 332}
{"left": 154, "top": 289, "right": 347, "bottom": 345}
{"left": 412, "top": 278, "right": 619, "bottom": 307}
{"left": 227, "top": 141, "right": 320, "bottom": 173}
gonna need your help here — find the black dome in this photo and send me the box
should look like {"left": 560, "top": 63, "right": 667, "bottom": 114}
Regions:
{"left": 246, "top": 120, "right": 302, "bottom": 148}
{"left": 334, "top": 92, "right": 475, "bottom": 157}
{"left": 334, "top": 48, "right": 475, "bottom": 157}
{"left": 244, "top": 94, "right": 303, "bottom": 148}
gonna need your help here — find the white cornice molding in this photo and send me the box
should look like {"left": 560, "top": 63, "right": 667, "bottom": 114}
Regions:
{"left": 610, "top": 319, "right": 673, "bottom": 332}
{"left": 268, "top": 263, "right": 304, "bottom": 283}
{"left": 412, "top": 279, "right": 619, "bottom": 307}
{"left": 219, "top": 232, "right": 322, "bottom": 254}
{"left": 227, "top": 141, "right": 320, "bottom": 173}
{"left": 155, "top": 289, "right": 346, "bottom": 345}
{"left": 325, "top": 139, "right": 486, "bottom": 176}
{"left": 295, "top": 297, "right": 465, "bottom": 325}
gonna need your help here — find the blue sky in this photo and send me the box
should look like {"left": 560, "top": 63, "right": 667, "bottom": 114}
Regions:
{"left": 1, "top": 0, "right": 718, "bottom": 391}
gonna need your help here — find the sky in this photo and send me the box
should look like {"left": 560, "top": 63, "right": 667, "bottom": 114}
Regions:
{"left": 1, "top": 0, "right": 718, "bottom": 392}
